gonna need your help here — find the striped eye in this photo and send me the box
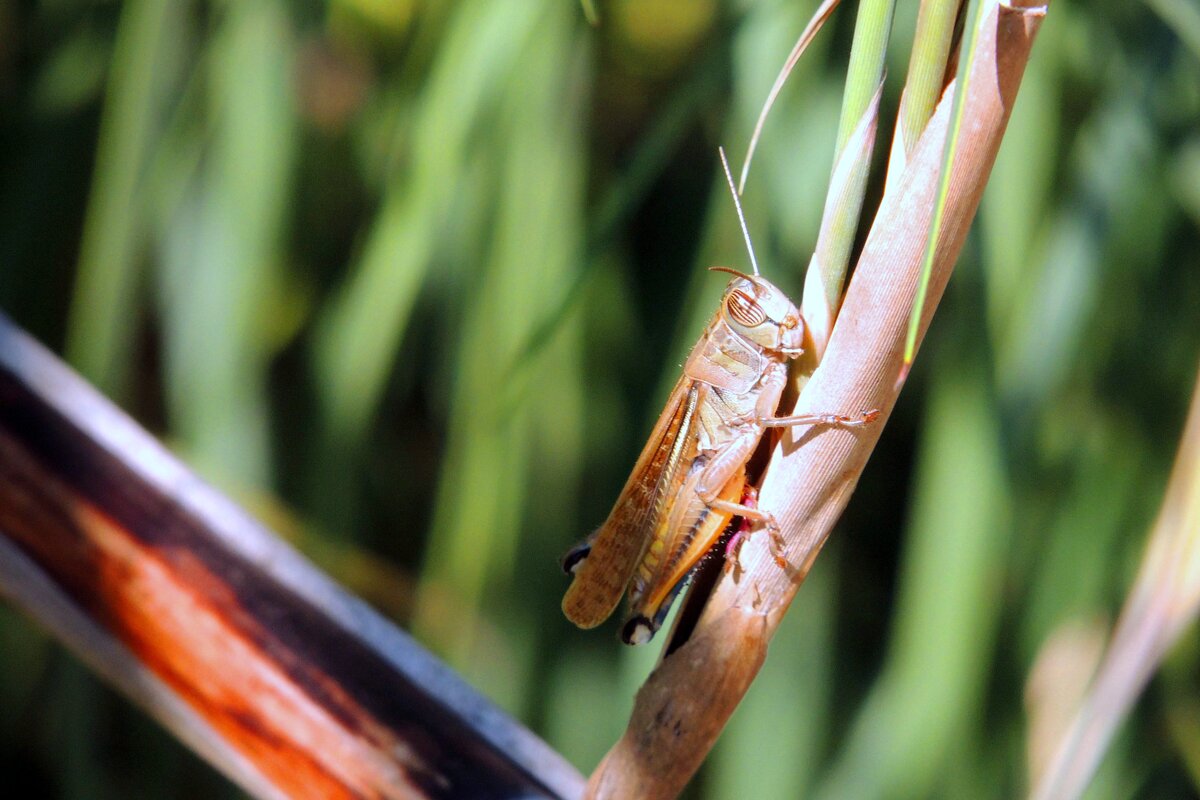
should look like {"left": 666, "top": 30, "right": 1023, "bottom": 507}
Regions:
{"left": 725, "top": 289, "right": 767, "bottom": 327}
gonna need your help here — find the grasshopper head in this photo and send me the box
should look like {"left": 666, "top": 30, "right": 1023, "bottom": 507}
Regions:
{"left": 712, "top": 269, "right": 806, "bottom": 357}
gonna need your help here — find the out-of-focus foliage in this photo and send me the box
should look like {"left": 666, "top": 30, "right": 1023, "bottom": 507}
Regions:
{"left": 0, "top": 1, "right": 1198, "bottom": 798}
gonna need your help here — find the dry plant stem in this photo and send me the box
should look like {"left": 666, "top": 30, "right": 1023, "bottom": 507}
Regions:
{"left": 587, "top": 606, "right": 768, "bottom": 799}
{"left": 0, "top": 315, "right": 583, "bottom": 800}
{"left": 1030, "top": 361, "right": 1200, "bottom": 800}
{"left": 584, "top": 4, "right": 1048, "bottom": 798}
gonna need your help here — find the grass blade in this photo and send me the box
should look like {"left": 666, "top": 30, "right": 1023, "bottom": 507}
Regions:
{"left": 737, "top": 0, "right": 843, "bottom": 195}
{"left": 1031, "top": 362, "right": 1200, "bottom": 799}
{"left": 886, "top": 0, "right": 961, "bottom": 187}
{"left": 902, "top": 0, "right": 987, "bottom": 378}
{"left": 66, "top": 0, "right": 179, "bottom": 397}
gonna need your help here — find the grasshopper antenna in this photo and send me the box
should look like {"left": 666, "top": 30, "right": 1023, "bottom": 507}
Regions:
{"left": 718, "top": 146, "right": 760, "bottom": 277}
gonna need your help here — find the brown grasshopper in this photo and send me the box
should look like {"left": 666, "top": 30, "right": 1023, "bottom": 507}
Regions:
{"left": 561, "top": 150, "right": 875, "bottom": 644}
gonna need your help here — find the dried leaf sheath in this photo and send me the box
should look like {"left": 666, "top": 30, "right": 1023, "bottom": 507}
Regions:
{"left": 562, "top": 376, "right": 698, "bottom": 628}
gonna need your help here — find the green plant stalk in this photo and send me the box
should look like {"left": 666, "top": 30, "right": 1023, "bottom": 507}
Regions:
{"left": 801, "top": 88, "right": 882, "bottom": 355}
{"left": 904, "top": 0, "right": 986, "bottom": 371}
{"left": 66, "top": 0, "right": 177, "bottom": 397}
{"left": 893, "top": 0, "right": 961, "bottom": 177}
{"left": 805, "top": 0, "right": 894, "bottom": 348}
{"left": 835, "top": 0, "right": 896, "bottom": 153}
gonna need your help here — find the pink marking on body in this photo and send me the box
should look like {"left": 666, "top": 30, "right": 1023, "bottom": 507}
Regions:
{"left": 723, "top": 485, "right": 760, "bottom": 576}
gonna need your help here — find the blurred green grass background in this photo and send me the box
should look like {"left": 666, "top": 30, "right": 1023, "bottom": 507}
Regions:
{"left": 1, "top": 0, "right": 1199, "bottom": 798}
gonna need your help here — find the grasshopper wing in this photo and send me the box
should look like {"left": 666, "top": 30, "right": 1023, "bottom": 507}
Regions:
{"left": 623, "top": 465, "right": 746, "bottom": 641}
{"left": 562, "top": 376, "right": 701, "bottom": 628}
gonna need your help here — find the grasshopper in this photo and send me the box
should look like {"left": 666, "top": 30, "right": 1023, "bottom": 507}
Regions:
{"left": 561, "top": 150, "right": 876, "bottom": 644}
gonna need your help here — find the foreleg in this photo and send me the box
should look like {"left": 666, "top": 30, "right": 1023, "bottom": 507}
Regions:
{"left": 753, "top": 360, "right": 879, "bottom": 429}
{"left": 761, "top": 408, "right": 879, "bottom": 428}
